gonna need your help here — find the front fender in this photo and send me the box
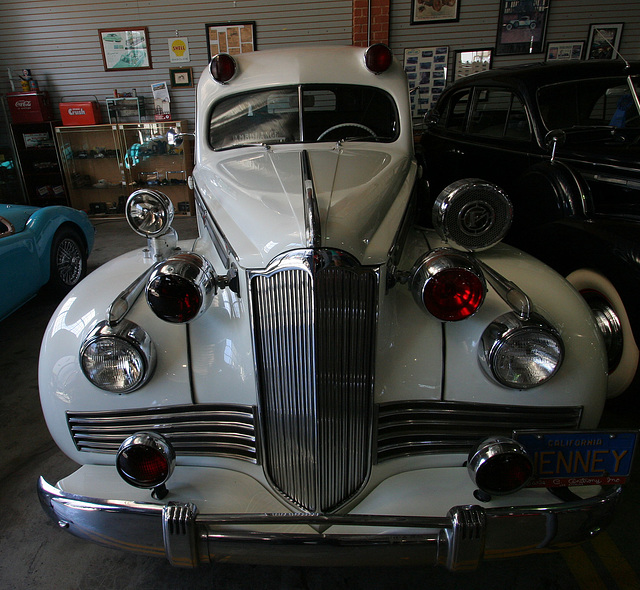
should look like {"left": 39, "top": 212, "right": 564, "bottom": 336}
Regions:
{"left": 38, "top": 248, "right": 191, "bottom": 464}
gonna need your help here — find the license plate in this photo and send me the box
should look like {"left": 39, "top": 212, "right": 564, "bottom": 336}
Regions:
{"left": 514, "top": 430, "right": 638, "bottom": 487}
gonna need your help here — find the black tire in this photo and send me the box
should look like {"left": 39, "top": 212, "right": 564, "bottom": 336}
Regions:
{"left": 49, "top": 228, "right": 87, "bottom": 294}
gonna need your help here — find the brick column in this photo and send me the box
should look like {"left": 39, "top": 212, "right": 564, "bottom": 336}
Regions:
{"left": 353, "top": 0, "right": 390, "bottom": 47}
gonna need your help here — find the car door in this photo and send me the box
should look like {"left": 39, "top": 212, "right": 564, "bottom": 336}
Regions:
{"left": 424, "top": 86, "right": 536, "bottom": 199}
{"left": 0, "top": 220, "right": 42, "bottom": 320}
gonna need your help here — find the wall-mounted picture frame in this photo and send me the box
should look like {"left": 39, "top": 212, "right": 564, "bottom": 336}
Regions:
{"left": 169, "top": 67, "right": 193, "bottom": 88}
{"left": 206, "top": 21, "right": 256, "bottom": 61}
{"left": 453, "top": 48, "right": 493, "bottom": 81}
{"left": 495, "top": 0, "right": 551, "bottom": 56}
{"left": 404, "top": 46, "right": 449, "bottom": 118}
{"left": 546, "top": 41, "right": 584, "bottom": 61}
{"left": 99, "top": 27, "right": 152, "bottom": 71}
{"left": 587, "top": 23, "right": 624, "bottom": 60}
{"left": 411, "top": 0, "right": 459, "bottom": 25}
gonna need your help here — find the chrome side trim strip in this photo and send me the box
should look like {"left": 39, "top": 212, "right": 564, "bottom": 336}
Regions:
{"left": 301, "top": 150, "right": 321, "bottom": 248}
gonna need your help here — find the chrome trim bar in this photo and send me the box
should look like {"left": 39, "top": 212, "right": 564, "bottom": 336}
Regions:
{"left": 301, "top": 150, "right": 321, "bottom": 248}
{"left": 478, "top": 260, "right": 531, "bottom": 320}
{"left": 38, "top": 476, "right": 623, "bottom": 570}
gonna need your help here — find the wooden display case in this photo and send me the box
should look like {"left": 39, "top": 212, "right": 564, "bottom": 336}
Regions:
{"left": 55, "top": 120, "right": 193, "bottom": 217}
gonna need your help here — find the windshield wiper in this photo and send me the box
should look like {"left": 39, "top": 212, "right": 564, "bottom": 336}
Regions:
{"left": 214, "top": 142, "right": 272, "bottom": 152}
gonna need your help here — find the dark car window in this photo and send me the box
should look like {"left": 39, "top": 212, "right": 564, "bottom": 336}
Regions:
{"left": 209, "top": 84, "right": 399, "bottom": 149}
{"left": 438, "top": 89, "right": 471, "bottom": 132}
{"left": 538, "top": 76, "right": 640, "bottom": 130}
{"left": 468, "top": 89, "right": 531, "bottom": 141}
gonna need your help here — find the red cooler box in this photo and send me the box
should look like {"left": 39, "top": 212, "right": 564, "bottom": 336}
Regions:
{"left": 7, "top": 91, "right": 53, "bottom": 123}
{"left": 59, "top": 99, "right": 102, "bottom": 125}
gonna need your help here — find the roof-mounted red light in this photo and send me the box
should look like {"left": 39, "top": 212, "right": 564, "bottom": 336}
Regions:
{"left": 210, "top": 53, "right": 237, "bottom": 84}
{"left": 364, "top": 44, "right": 393, "bottom": 74}
{"left": 410, "top": 249, "right": 486, "bottom": 321}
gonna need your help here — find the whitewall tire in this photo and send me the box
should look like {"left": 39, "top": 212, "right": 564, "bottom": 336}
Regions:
{"left": 566, "top": 269, "right": 639, "bottom": 397}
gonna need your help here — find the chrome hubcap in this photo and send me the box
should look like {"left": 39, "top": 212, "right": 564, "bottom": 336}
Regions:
{"left": 581, "top": 290, "right": 623, "bottom": 373}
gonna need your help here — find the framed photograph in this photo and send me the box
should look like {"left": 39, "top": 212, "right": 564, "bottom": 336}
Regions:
{"left": 169, "top": 67, "right": 193, "bottom": 88}
{"left": 495, "top": 0, "right": 551, "bottom": 56}
{"left": 546, "top": 41, "right": 584, "bottom": 61}
{"left": 411, "top": 0, "right": 459, "bottom": 25}
{"left": 99, "top": 27, "right": 152, "bottom": 71}
{"left": 587, "top": 23, "right": 623, "bottom": 60}
{"left": 453, "top": 48, "right": 493, "bottom": 81}
{"left": 206, "top": 22, "right": 256, "bottom": 61}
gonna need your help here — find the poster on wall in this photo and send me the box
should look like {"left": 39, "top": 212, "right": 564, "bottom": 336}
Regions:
{"left": 453, "top": 49, "right": 493, "bottom": 81}
{"left": 168, "top": 37, "right": 191, "bottom": 63}
{"left": 99, "top": 28, "right": 152, "bottom": 71}
{"left": 205, "top": 22, "right": 256, "bottom": 61}
{"left": 404, "top": 47, "right": 449, "bottom": 119}
{"left": 411, "top": 0, "right": 459, "bottom": 25}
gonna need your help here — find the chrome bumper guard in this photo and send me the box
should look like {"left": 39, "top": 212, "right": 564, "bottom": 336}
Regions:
{"left": 38, "top": 477, "right": 622, "bottom": 570}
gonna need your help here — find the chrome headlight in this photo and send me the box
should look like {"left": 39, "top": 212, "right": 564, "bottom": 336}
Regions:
{"left": 479, "top": 313, "right": 564, "bottom": 389}
{"left": 80, "top": 320, "right": 156, "bottom": 393}
{"left": 126, "top": 189, "right": 174, "bottom": 237}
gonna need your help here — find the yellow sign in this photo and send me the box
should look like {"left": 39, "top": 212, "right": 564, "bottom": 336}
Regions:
{"left": 168, "top": 37, "right": 190, "bottom": 63}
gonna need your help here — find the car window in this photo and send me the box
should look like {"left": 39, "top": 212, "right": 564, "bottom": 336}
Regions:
{"left": 467, "top": 89, "right": 531, "bottom": 141}
{"left": 538, "top": 76, "right": 640, "bottom": 130}
{"left": 209, "top": 84, "right": 399, "bottom": 149}
{"left": 439, "top": 89, "right": 471, "bottom": 132}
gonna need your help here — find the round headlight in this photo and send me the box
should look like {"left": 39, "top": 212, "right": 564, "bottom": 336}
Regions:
{"left": 80, "top": 320, "right": 156, "bottom": 393}
{"left": 479, "top": 313, "right": 564, "bottom": 389}
{"left": 126, "top": 189, "right": 174, "bottom": 237}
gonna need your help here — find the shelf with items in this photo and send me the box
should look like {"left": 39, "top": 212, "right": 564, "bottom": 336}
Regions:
{"left": 10, "top": 121, "right": 68, "bottom": 206}
{"left": 106, "top": 96, "right": 145, "bottom": 124}
{"left": 55, "top": 120, "right": 193, "bottom": 217}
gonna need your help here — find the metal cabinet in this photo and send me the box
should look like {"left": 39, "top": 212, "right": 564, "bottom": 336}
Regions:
{"left": 55, "top": 120, "right": 193, "bottom": 217}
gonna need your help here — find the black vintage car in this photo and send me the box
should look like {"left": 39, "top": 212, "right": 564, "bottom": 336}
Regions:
{"left": 420, "top": 59, "right": 640, "bottom": 396}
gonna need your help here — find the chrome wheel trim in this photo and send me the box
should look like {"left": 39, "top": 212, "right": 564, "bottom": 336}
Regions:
{"left": 56, "top": 237, "right": 84, "bottom": 286}
{"left": 566, "top": 269, "right": 639, "bottom": 397}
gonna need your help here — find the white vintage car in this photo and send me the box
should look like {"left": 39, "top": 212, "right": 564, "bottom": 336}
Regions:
{"left": 38, "top": 45, "right": 636, "bottom": 570}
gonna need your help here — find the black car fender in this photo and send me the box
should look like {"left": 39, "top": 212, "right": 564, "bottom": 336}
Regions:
{"left": 511, "top": 160, "right": 592, "bottom": 230}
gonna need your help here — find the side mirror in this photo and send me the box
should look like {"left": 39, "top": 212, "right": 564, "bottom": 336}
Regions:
{"left": 167, "top": 128, "right": 195, "bottom": 148}
{"left": 424, "top": 110, "right": 439, "bottom": 128}
{"left": 544, "top": 129, "right": 566, "bottom": 163}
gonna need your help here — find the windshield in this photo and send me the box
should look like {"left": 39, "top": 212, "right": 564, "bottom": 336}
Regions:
{"left": 537, "top": 75, "right": 640, "bottom": 131}
{"left": 209, "top": 84, "right": 399, "bottom": 150}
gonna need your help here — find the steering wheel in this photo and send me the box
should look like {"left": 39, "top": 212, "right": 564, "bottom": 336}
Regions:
{"left": 317, "top": 123, "right": 377, "bottom": 141}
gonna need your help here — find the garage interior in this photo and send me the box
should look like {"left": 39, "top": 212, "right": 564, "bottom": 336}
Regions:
{"left": 1, "top": 1, "right": 640, "bottom": 589}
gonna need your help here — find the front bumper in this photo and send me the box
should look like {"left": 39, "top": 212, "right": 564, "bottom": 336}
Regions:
{"left": 38, "top": 471, "right": 622, "bottom": 570}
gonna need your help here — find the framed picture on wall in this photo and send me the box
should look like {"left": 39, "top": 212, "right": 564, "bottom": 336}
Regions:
{"left": 205, "top": 22, "right": 256, "bottom": 61}
{"left": 586, "top": 23, "right": 623, "bottom": 60}
{"left": 404, "top": 46, "right": 449, "bottom": 118}
{"left": 99, "top": 27, "right": 152, "bottom": 71}
{"left": 546, "top": 41, "right": 584, "bottom": 61}
{"left": 411, "top": 0, "right": 459, "bottom": 25}
{"left": 453, "top": 48, "right": 493, "bottom": 81}
{"left": 169, "top": 67, "right": 193, "bottom": 88}
{"left": 495, "top": 0, "right": 551, "bottom": 56}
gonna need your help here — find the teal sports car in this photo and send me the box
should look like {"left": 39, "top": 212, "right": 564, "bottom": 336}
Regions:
{"left": 0, "top": 204, "right": 94, "bottom": 321}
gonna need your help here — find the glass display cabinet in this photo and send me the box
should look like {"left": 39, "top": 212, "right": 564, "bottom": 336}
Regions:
{"left": 55, "top": 120, "right": 193, "bottom": 217}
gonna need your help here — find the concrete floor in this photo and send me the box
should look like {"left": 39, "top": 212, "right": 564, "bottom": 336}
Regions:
{"left": 1, "top": 216, "right": 640, "bottom": 589}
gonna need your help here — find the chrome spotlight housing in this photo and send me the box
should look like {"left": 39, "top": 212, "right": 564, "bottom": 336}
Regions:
{"left": 116, "top": 432, "right": 176, "bottom": 497}
{"left": 80, "top": 319, "right": 156, "bottom": 393}
{"left": 146, "top": 252, "right": 218, "bottom": 323}
{"left": 433, "top": 179, "right": 513, "bottom": 252}
{"left": 126, "top": 189, "right": 175, "bottom": 237}
{"left": 479, "top": 312, "right": 564, "bottom": 389}
{"left": 410, "top": 248, "right": 486, "bottom": 321}
{"left": 467, "top": 436, "right": 533, "bottom": 495}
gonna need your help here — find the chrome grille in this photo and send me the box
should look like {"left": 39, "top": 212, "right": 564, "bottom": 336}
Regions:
{"left": 251, "top": 249, "right": 378, "bottom": 513}
{"left": 67, "top": 404, "right": 256, "bottom": 462}
{"left": 376, "top": 400, "right": 583, "bottom": 462}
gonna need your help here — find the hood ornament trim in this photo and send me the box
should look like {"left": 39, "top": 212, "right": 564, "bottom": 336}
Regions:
{"left": 301, "top": 150, "right": 321, "bottom": 249}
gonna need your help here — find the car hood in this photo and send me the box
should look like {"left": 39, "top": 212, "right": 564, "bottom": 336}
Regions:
{"left": 194, "top": 145, "right": 415, "bottom": 269}
{"left": 0, "top": 205, "right": 39, "bottom": 234}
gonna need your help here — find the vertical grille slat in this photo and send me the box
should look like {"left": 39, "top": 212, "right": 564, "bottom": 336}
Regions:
{"left": 252, "top": 250, "right": 379, "bottom": 513}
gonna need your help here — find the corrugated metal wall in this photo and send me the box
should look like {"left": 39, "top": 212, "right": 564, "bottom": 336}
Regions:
{"left": 0, "top": 0, "right": 353, "bottom": 129}
{"left": 390, "top": 0, "right": 640, "bottom": 67}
